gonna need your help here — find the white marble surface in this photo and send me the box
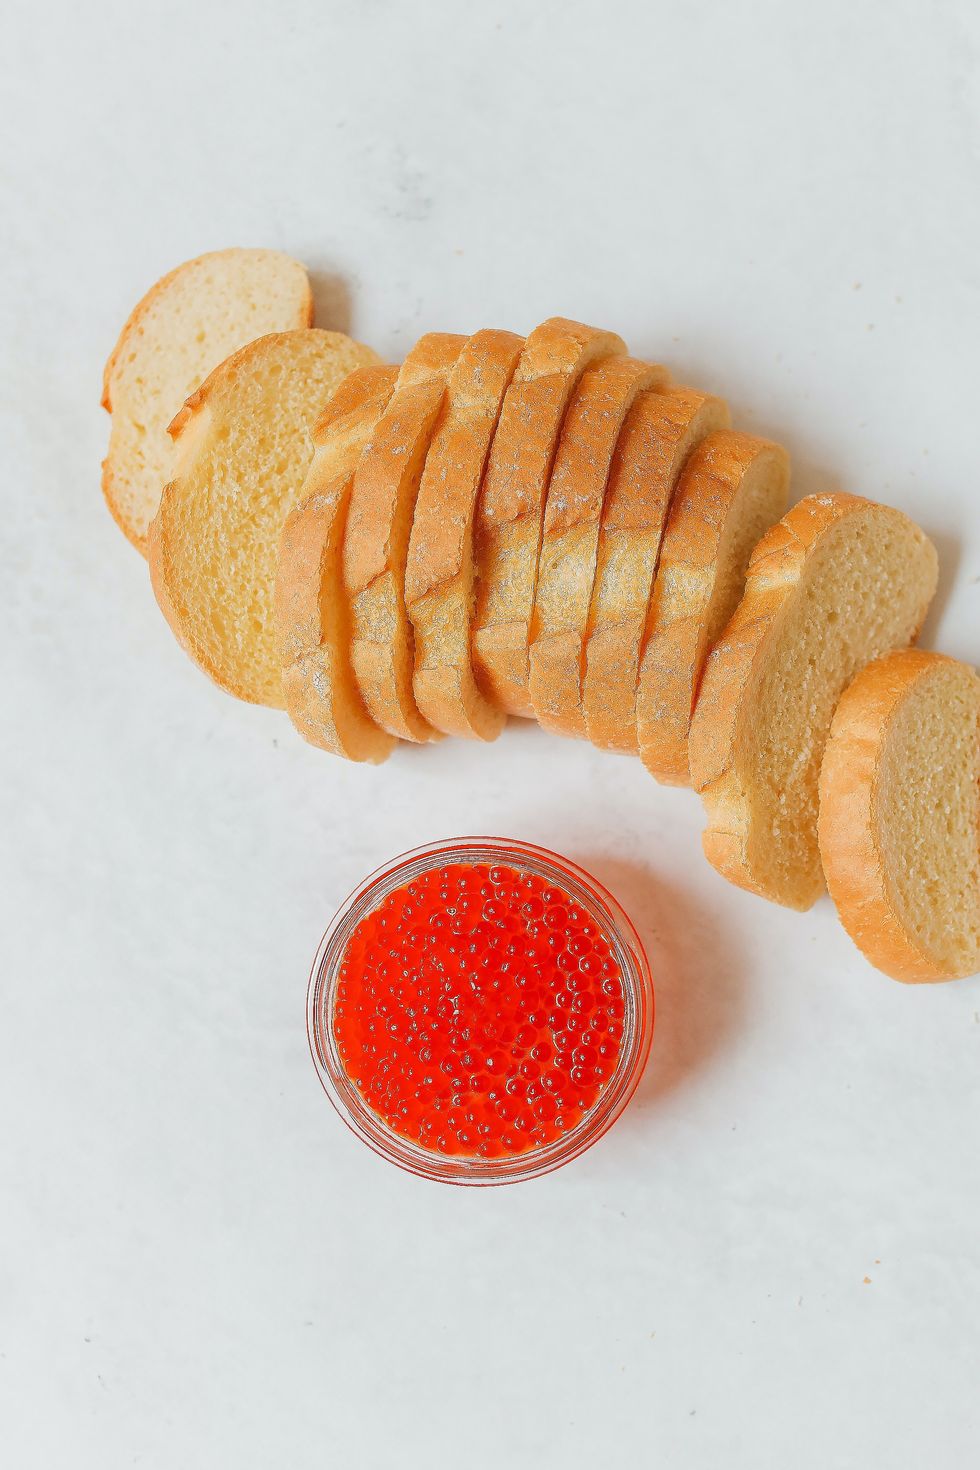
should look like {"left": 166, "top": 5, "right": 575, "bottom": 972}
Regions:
{"left": 3, "top": 2, "right": 980, "bottom": 1465}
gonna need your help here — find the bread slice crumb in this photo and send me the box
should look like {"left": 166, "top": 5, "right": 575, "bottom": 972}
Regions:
{"left": 103, "top": 249, "right": 312, "bottom": 554}
{"left": 819, "top": 648, "right": 980, "bottom": 980}
{"left": 149, "top": 328, "right": 380, "bottom": 706}
{"left": 689, "top": 494, "right": 938, "bottom": 910}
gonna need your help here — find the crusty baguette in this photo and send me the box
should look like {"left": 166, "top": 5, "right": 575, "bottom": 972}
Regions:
{"left": 343, "top": 334, "right": 465, "bottom": 742}
{"left": 103, "top": 249, "right": 312, "bottom": 555}
{"left": 528, "top": 355, "right": 668, "bottom": 738}
{"left": 149, "top": 328, "right": 379, "bottom": 706}
{"left": 275, "top": 366, "right": 399, "bottom": 762}
{"left": 582, "top": 386, "right": 730, "bottom": 752}
{"left": 689, "top": 493, "right": 939, "bottom": 910}
{"left": 818, "top": 649, "right": 980, "bottom": 982}
{"left": 471, "top": 318, "right": 625, "bottom": 717}
{"left": 638, "top": 431, "right": 789, "bottom": 784}
{"left": 404, "top": 329, "right": 524, "bottom": 739}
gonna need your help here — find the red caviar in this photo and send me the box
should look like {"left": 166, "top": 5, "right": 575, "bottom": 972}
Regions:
{"left": 332, "top": 861, "right": 626, "bottom": 1159}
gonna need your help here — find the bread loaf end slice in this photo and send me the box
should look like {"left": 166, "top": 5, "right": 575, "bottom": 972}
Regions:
{"left": 819, "top": 649, "right": 980, "bottom": 981}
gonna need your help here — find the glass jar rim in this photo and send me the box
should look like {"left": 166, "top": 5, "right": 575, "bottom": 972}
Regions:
{"left": 307, "top": 837, "right": 655, "bottom": 1185}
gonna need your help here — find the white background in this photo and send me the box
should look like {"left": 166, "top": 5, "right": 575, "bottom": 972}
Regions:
{"left": 3, "top": 2, "right": 979, "bottom": 1465}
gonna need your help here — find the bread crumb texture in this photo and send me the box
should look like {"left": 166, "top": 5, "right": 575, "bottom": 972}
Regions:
{"left": 103, "top": 249, "right": 313, "bottom": 553}
{"left": 691, "top": 497, "right": 938, "bottom": 910}
{"left": 150, "top": 328, "right": 380, "bottom": 706}
{"left": 877, "top": 663, "right": 980, "bottom": 975}
{"left": 820, "top": 649, "right": 980, "bottom": 980}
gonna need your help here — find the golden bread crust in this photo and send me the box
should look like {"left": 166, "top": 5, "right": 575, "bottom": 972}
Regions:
{"left": 637, "top": 431, "right": 789, "bottom": 784}
{"left": 274, "top": 365, "right": 399, "bottom": 762}
{"left": 471, "top": 318, "right": 626, "bottom": 717}
{"left": 528, "top": 355, "right": 669, "bottom": 738}
{"left": 343, "top": 335, "right": 466, "bottom": 741}
{"left": 582, "top": 386, "right": 730, "bottom": 752}
{"left": 404, "top": 329, "right": 524, "bottom": 739}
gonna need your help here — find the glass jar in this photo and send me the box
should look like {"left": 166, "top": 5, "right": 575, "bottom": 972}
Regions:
{"left": 307, "top": 837, "right": 654, "bottom": 1185}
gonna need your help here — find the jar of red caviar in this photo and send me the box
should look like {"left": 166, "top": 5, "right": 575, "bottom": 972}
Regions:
{"left": 308, "top": 838, "right": 654, "bottom": 1185}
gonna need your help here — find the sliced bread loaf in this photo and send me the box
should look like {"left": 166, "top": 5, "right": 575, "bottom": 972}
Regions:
{"left": 275, "top": 366, "right": 399, "bottom": 762}
{"left": 103, "top": 249, "right": 312, "bottom": 554}
{"left": 343, "top": 335, "right": 465, "bottom": 742}
{"left": 582, "top": 386, "right": 730, "bottom": 752}
{"left": 638, "top": 431, "right": 789, "bottom": 784}
{"left": 149, "top": 328, "right": 380, "bottom": 706}
{"left": 528, "top": 355, "right": 668, "bottom": 738}
{"left": 819, "top": 649, "right": 980, "bottom": 981}
{"left": 471, "top": 318, "right": 625, "bottom": 717}
{"left": 404, "top": 329, "right": 524, "bottom": 740}
{"left": 688, "top": 493, "right": 938, "bottom": 910}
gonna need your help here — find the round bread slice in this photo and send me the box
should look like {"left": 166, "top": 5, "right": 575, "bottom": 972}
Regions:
{"left": 103, "top": 249, "right": 313, "bottom": 555}
{"left": 528, "top": 355, "right": 668, "bottom": 738}
{"left": 404, "top": 329, "right": 525, "bottom": 740}
{"left": 149, "top": 328, "right": 380, "bottom": 706}
{"left": 638, "top": 431, "right": 789, "bottom": 785}
{"left": 343, "top": 335, "right": 466, "bottom": 743}
{"left": 582, "top": 386, "right": 730, "bottom": 753}
{"left": 818, "top": 649, "right": 980, "bottom": 983}
{"left": 689, "top": 494, "right": 939, "bottom": 911}
{"left": 471, "top": 318, "right": 626, "bottom": 717}
{"left": 275, "top": 365, "right": 399, "bottom": 763}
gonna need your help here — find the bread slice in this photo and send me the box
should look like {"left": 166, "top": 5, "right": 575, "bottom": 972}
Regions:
{"left": 275, "top": 366, "right": 399, "bottom": 762}
{"left": 471, "top": 318, "right": 626, "bottom": 717}
{"left": 582, "top": 387, "right": 730, "bottom": 753}
{"left": 343, "top": 334, "right": 466, "bottom": 742}
{"left": 149, "top": 328, "right": 380, "bottom": 706}
{"left": 528, "top": 355, "right": 668, "bottom": 738}
{"left": 818, "top": 649, "right": 980, "bottom": 982}
{"left": 688, "top": 493, "right": 939, "bottom": 910}
{"left": 404, "top": 329, "right": 524, "bottom": 739}
{"left": 638, "top": 431, "right": 789, "bottom": 785}
{"left": 103, "top": 249, "right": 313, "bottom": 554}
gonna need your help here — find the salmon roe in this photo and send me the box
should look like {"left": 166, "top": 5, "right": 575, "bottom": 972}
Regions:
{"left": 332, "top": 862, "right": 626, "bottom": 1159}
